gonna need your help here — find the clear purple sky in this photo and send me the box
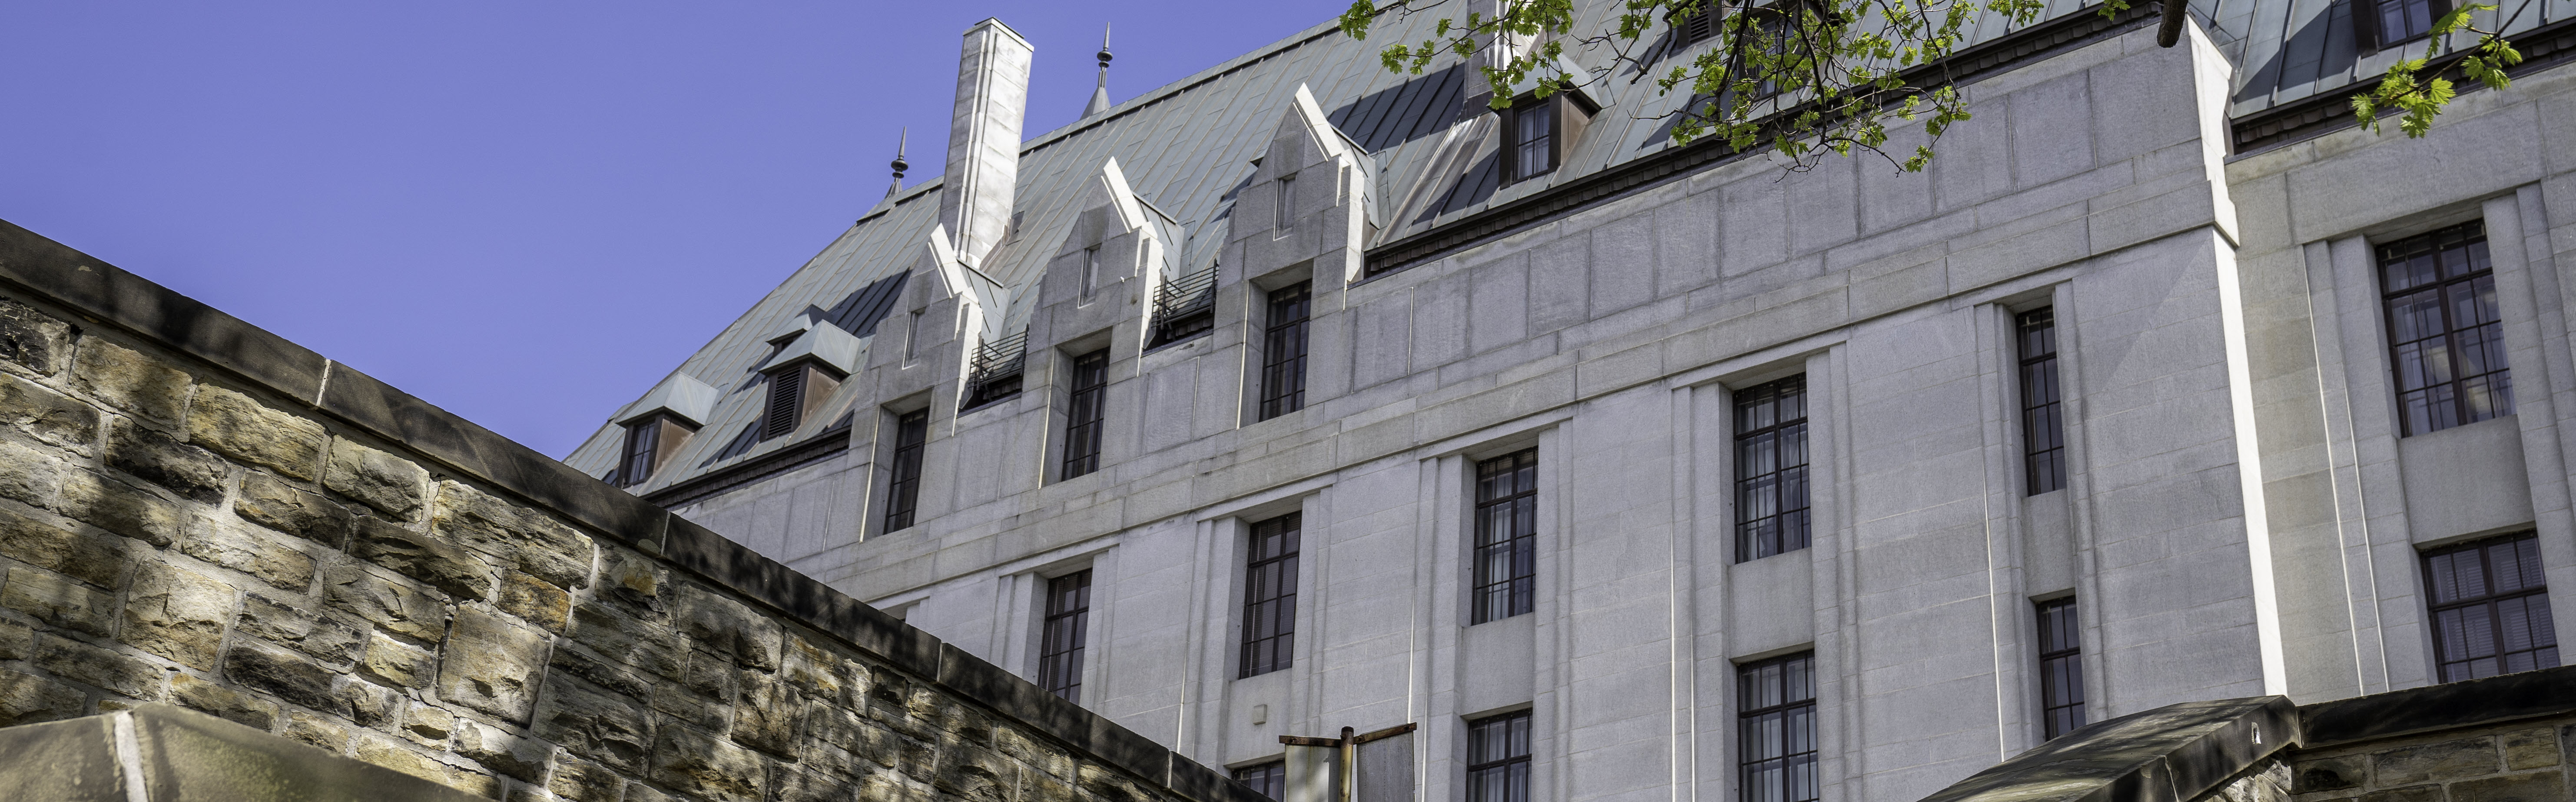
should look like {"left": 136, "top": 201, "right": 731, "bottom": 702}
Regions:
{"left": 3, "top": 1, "right": 1347, "bottom": 458}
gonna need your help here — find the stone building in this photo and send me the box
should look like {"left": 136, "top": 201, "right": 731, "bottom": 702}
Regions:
{"left": 565, "top": 1, "right": 2576, "bottom": 801}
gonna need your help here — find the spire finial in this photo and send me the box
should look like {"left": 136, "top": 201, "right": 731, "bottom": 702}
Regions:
{"left": 886, "top": 128, "right": 909, "bottom": 199}
{"left": 1084, "top": 23, "right": 1115, "bottom": 118}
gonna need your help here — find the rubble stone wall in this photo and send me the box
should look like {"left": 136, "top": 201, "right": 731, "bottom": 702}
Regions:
{"left": 0, "top": 223, "right": 1257, "bottom": 802}
{"left": 2272, "top": 714, "right": 2576, "bottom": 802}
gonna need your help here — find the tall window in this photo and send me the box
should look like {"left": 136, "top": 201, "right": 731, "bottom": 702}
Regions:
{"left": 1734, "top": 376, "right": 1810, "bottom": 562}
{"left": 1472, "top": 449, "right": 1539, "bottom": 624}
{"left": 1466, "top": 710, "right": 1532, "bottom": 802}
{"left": 1275, "top": 175, "right": 1297, "bottom": 232}
{"left": 2018, "top": 308, "right": 2067, "bottom": 495}
{"left": 761, "top": 367, "right": 806, "bottom": 441}
{"left": 1509, "top": 99, "right": 1557, "bottom": 181}
{"left": 1233, "top": 762, "right": 1286, "bottom": 801}
{"left": 617, "top": 417, "right": 660, "bottom": 488}
{"left": 882, "top": 409, "right": 929, "bottom": 533}
{"left": 1038, "top": 569, "right": 1093, "bottom": 702}
{"left": 1258, "top": 283, "right": 1312, "bottom": 421}
{"left": 1241, "top": 513, "right": 1301, "bottom": 678}
{"left": 2035, "top": 597, "right": 2087, "bottom": 739}
{"left": 902, "top": 309, "right": 924, "bottom": 365}
{"left": 2380, "top": 220, "right": 2512, "bottom": 436}
{"left": 1081, "top": 246, "right": 1102, "bottom": 300}
{"left": 2424, "top": 533, "right": 2558, "bottom": 682}
{"left": 1062, "top": 349, "right": 1110, "bottom": 479}
{"left": 1737, "top": 653, "right": 1817, "bottom": 802}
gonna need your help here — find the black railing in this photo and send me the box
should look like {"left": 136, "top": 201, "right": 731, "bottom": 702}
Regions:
{"left": 961, "top": 329, "right": 1028, "bottom": 412}
{"left": 1147, "top": 266, "right": 1221, "bottom": 349}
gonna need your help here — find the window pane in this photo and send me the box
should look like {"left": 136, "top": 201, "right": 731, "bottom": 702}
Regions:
{"left": 2379, "top": 221, "right": 2509, "bottom": 436}
{"left": 2423, "top": 533, "right": 2558, "bottom": 684}
{"left": 1735, "top": 377, "right": 1811, "bottom": 561}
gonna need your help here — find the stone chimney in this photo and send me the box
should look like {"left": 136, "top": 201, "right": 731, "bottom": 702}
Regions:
{"left": 938, "top": 18, "right": 1034, "bottom": 269}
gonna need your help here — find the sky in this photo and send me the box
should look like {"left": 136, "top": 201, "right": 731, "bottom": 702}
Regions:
{"left": 3, "top": 1, "right": 1349, "bottom": 459}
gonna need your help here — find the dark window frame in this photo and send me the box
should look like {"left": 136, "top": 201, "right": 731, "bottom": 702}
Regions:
{"left": 617, "top": 416, "right": 662, "bottom": 488}
{"left": 1061, "top": 348, "right": 1111, "bottom": 479}
{"left": 761, "top": 364, "right": 807, "bottom": 441}
{"left": 2018, "top": 308, "right": 2068, "bottom": 495}
{"left": 1472, "top": 449, "right": 1540, "bottom": 625}
{"left": 1257, "top": 282, "right": 1313, "bottom": 421}
{"left": 2378, "top": 220, "right": 2511, "bottom": 437}
{"left": 2356, "top": 0, "right": 2451, "bottom": 50}
{"left": 1232, "top": 762, "right": 1286, "bottom": 801}
{"left": 2423, "top": 532, "right": 2558, "bottom": 682}
{"left": 1466, "top": 709, "right": 1533, "bottom": 802}
{"left": 1240, "top": 512, "right": 1302, "bottom": 678}
{"left": 1737, "top": 652, "right": 1818, "bottom": 802}
{"left": 882, "top": 409, "right": 930, "bottom": 533}
{"left": 1734, "top": 376, "right": 1811, "bottom": 562}
{"left": 2035, "top": 596, "right": 2087, "bottom": 739}
{"left": 1038, "top": 569, "right": 1094, "bottom": 702}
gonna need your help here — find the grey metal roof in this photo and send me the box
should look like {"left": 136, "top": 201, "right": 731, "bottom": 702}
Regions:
{"left": 567, "top": 0, "right": 2464, "bottom": 488}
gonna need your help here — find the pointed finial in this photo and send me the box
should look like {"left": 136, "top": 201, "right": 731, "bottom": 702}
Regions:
{"left": 1084, "top": 24, "right": 1115, "bottom": 118}
{"left": 886, "top": 128, "right": 909, "bottom": 198}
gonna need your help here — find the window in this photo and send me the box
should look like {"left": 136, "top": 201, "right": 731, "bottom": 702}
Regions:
{"left": 1508, "top": 98, "right": 1557, "bottom": 181}
{"left": 1061, "top": 349, "right": 1111, "bottom": 479}
{"left": 1038, "top": 569, "right": 1093, "bottom": 702}
{"left": 2035, "top": 597, "right": 2087, "bottom": 739}
{"left": 1240, "top": 512, "right": 1301, "bottom": 678}
{"left": 1737, "top": 653, "right": 1817, "bottom": 802}
{"left": 1472, "top": 449, "right": 1539, "bottom": 624}
{"left": 1257, "top": 283, "right": 1312, "bottom": 421}
{"left": 2018, "top": 308, "right": 2067, "bottom": 495}
{"left": 903, "top": 309, "right": 924, "bottom": 365}
{"left": 2424, "top": 533, "right": 2557, "bottom": 682}
{"left": 616, "top": 417, "right": 661, "bottom": 488}
{"left": 882, "top": 410, "right": 929, "bottom": 533}
{"left": 1465, "top": 711, "right": 1532, "bottom": 802}
{"left": 1233, "top": 762, "right": 1286, "bottom": 801}
{"left": 1275, "top": 174, "right": 1297, "bottom": 232}
{"left": 1734, "top": 376, "right": 1810, "bottom": 562}
{"left": 1670, "top": 0, "right": 1718, "bottom": 45}
{"left": 1081, "top": 246, "right": 1102, "bottom": 300}
{"left": 2361, "top": 0, "right": 2447, "bottom": 47}
{"left": 2380, "top": 221, "right": 2511, "bottom": 436}
{"left": 761, "top": 366, "right": 806, "bottom": 441}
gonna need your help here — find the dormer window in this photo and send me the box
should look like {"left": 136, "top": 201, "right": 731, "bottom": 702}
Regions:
{"left": 615, "top": 413, "right": 698, "bottom": 487}
{"left": 761, "top": 361, "right": 842, "bottom": 441}
{"left": 1502, "top": 91, "right": 1593, "bottom": 183}
{"left": 2358, "top": 0, "right": 2446, "bottom": 49}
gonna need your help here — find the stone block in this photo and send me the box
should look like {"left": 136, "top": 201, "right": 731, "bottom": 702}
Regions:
{"left": 119, "top": 559, "right": 232, "bottom": 670}
{"left": 1078, "top": 761, "right": 1151, "bottom": 802}
{"left": 169, "top": 672, "right": 276, "bottom": 730}
{"left": 72, "top": 337, "right": 190, "bottom": 424}
{"left": 365, "top": 630, "right": 436, "bottom": 689}
{"left": 341, "top": 679, "right": 401, "bottom": 727}
{"left": 2292, "top": 754, "right": 2364, "bottom": 792}
{"left": 348, "top": 515, "right": 497, "bottom": 601}
{"left": 283, "top": 711, "right": 350, "bottom": 752}
{"left": 0, "top": 618, "right": 28, "bottom": 659}
{"left": 547, "top": 641, "right": 653, "bottom": 701}
{"left": 236, "top": 593, "right": 368, "bottom": 665}
{"left": 498, "top": 570, "right": 569, "bottom": 632}
{"left": 2500, "top": 727, "right": 2560, "bottom": 770}
{"left": 673, "top": 584, "right": 779, "bottom": 670}
{"left": 431, "top": 481, "right": 594, "bottom": 591}
{"left": 533, "top": 676, "right": 655, "bottom": 773}
{"left": 2, "top": 566, "right": 115, "bottom": 635}
{"left": 651, "top": 724, "right": 768, "bottom": 802}
{"left": 0, "top": 666, "right": 84, "bottom": 725}
{"left": 403, "top": 703, "right": 456, "bottom": 746}
{"left": 548, "top": 755, "right": 626, "bottom": 802}
{"left": 107, "top": 419, "right": 226, "bottom": 502}
{"left": 935, "top": 742, "right": 1019, "bottom": 799}
{"left": 0, "top": 371, "right": 97, "bottom": 449}
{"left": 326, "top": 438, "right": 428, "bottom": 520}
{"left": 2450, "top": 772, "right": 2563, "bottom": 802}
{"left": 222, "top": 639, "right": 343, "bottom": 715}
{"left": 0, "top": 437, "right": 65, "bottom": 508}
{"left": 597, "top": 545, "right": 666, "bottom": 615}
{"left": 565, "top": 602, "right": 684, "bottom": 680}
{"left": 0, "top": 505, "right": 127, "bottom": 587}
{"left": 322, "top": 563, "right": 448, "bottom": 642}
{"left": 780, "top": 635, "right": 848, "bottom": 703}
{"left": 773, "top": 769, "right": 856, "bottom": 802}
{"left": 186, "top": 384, "right": 325, "bottom": 479}
{"left": 438, "top": 607, "right": 548, "bottom": 724}
{"left": 0, "top": 298, "right": 74, "bottom": 376}
{"left": 235, "top": 471, "right": 350, "bottom": 546}
{"left": 729, "top": 672, "right": 797, "bottom": 759}
{"left": 2373, "top": 736, "right": 2499, "bottom": 785}
{"left": 625, "top": 780, "right": 675, "bottom": 802}
{"left": 355, "top": 733, "right": 477, "bottom": 794}
{"left": 36, "top": 632, "right": 166, "bottom": 698}
{"left": 57, "top": 470, "right": 186, "bottom": 546}
{"left": 177, "top": 520, "right": 314, "bottom": 592}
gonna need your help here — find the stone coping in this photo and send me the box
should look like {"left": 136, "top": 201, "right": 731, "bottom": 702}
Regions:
{"left": 2299, "top": 664, "right": 2576, "bottom": 749}
{"left": 0, "top": 219, "right": 1265, "bottom": 802}
{"left": 1916, "top": 696, "right": 2301, "bottom": 802}
{"left": 0, "top": 703, "right": 490, "bottom": 801}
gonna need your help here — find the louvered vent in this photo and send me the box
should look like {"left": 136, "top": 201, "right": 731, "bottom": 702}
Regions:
{"left": 1674, "top": 2, "right": 1718, "bottom": 44}
{"left": 762, "top": 367, "right": 805, "bottom": 441}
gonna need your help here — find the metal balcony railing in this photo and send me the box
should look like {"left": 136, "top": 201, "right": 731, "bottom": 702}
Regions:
{"left": 1147, "top": 266, "right": 1221, "bottom": 349}
{"left": 961, "top": 329, "right": 1027, "bottom": 412}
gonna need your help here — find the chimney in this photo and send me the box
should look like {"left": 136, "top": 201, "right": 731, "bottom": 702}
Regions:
{"left": 939, "top": 18, "right": 1034, "bottom": 269}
